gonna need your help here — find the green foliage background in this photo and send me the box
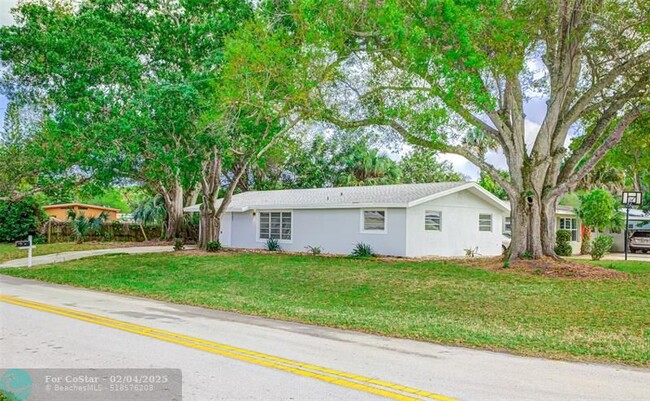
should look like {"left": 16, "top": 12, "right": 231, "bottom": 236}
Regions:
{"left": 0, "top": 197, "right": 47, "bottom": 242}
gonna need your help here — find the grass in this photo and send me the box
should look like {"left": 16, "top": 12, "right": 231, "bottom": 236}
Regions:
{"left": 0, "top": 242, "right": 121, "bottom": 264}
{"left": 1, "top": 253, "right": 649, "bottom": 366}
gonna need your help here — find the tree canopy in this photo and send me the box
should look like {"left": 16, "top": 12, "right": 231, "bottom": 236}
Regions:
{"left": 1, "top": 0, "right": 647, "bottom": 258}
{"left": 294, "top": 0, "right": 649, "bottom": 259}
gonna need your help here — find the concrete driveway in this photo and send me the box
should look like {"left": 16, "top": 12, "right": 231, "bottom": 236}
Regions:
{"left": 574, "top": 252, "right": 650, "bottom": 262}
{"left": 0, "top": 246, "right": 182, "bottom": 268}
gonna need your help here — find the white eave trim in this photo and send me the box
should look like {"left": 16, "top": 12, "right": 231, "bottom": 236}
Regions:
{"left": 235, "top": 202, "right": 408, "bottom": 212}
{"left": 184, "top": 202, "right": 409, "bottom": 213}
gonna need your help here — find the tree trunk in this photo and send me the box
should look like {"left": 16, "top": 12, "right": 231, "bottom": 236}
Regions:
{"left": 541, "top": 196, "right": 558, "bottom": 257}
{"left": 161, "top": 181, "right": 184, "bottom": 240}
{"left": 509, "top": 195, "right": 546, "bottom": 259}
{"left": 632, "top": 172, "right": 642, "bottom": 192}
{"left": 199, "top": 191, "right": 220, "bottom": 249}
{"left": 185, "top": 184, "right": 201, "bottom": 208}
{"left": 198, "top": 152, "right": 222, "bottom": 249}
{"left": 198, "top": 160, "right": 249, "bottom": 248}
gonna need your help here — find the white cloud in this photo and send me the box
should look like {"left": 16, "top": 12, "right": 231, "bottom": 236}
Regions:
{"left": 439, "top": 153, "right": 479, "bottom": 180}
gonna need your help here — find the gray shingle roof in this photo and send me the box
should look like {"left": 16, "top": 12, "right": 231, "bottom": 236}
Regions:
{"left": 185, "top": 182, "right": 473, "bottom": 212}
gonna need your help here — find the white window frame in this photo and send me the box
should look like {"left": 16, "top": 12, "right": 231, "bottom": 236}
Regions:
{"left": 257, "top": 210, "right": 293, "bottom": 243}
{"left": 504, "top": 216, "right": 512, "bottom": 233}
{"left": 424, "top": 210, "right": 442, "bottom": 231}
{"left": 559, "top": 217, "right": 578, "bottom": 242}
{"left": 360, "top": 209, "right": 387, "bottom": 234}
{"left": 479, "top": 213, "right": 493, "bottom": 232}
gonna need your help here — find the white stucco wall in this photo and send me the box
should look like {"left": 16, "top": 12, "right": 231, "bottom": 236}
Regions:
{"left": 404, "top": 191, "right": 506, "bottom": 257}
{"left": 229, "top": 208, "right": 408, "bottom": 256}
{"left": 219, "top": 212, "right": 232, "bottom": 246}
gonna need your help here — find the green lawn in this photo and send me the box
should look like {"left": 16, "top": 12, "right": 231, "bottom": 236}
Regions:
{"left": 0, "top": 242, "right": 118, "bottom": 264}
{"left": 2, "top": 253, "right": 649, "bottom": 366}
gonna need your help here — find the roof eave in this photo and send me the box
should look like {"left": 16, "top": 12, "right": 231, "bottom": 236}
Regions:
{"left": 407, "top": 182, "right": 511, "bottom": 212}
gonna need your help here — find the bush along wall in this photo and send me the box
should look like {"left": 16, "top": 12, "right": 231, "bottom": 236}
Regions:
{"left": 40, "top": 220, "right": 199, "bottom": 243}
{"left": 42, "top": 220, "right": 163, "bottom": 243}
{"left": 554, "top": 229, "right": 573, "bottom": 257}
{"left": 0, "top": 197, "right": 46, "bottom": 242}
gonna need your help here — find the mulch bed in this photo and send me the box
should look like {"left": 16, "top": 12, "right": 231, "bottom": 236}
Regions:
{"left": 172, "top": 248, "right": 628, "bottom": 280}
{"left": 454, "top": 256, "right": 628, "bottom": 279}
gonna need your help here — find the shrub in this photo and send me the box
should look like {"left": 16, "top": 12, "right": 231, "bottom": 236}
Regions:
{"left": 502, "top": 261, "right": 510, "bottom": 269}
{"left": 69, "top": 212, "right": 108, "bottom": 243}
{"left": 266, "top": 238, "right": 281, "bottom": 251}
{"left": 206, "top": 240, "right": 222, "bottom": 252}
{"left": 350, "top": 242, "right": 375, "bottom": 257}
{"left": 591, "top": 235, "right": 614, "bottom": 260}
{"left": 0, "top": 197, "right": 46, "bottom": 242}
{"left": 554, "top": 229, "right": 573, "bottom": 257}
{"left": 305, "top": 245, "right": 322, "bottom": 255}
{"left": 31, "top": 235, "right": 46, "bottom": 244}
{"left": 173, "top": 238, "right": 185, "bottom": 251}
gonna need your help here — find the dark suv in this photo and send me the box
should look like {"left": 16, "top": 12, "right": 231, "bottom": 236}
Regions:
{"left": 629, "top": 231, "right": 650, "bottom": 253}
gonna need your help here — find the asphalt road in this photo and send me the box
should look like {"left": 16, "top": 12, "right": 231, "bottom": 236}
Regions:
{"left": 1, "top": 276, "right": 648, "bottom": 401}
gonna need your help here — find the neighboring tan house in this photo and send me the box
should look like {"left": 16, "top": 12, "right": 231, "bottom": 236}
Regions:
{"left": 43, "top": 203, "right": 120, "bottom": 222}
{"left": 185, "top": 182, "right": 511, "bottom": 257}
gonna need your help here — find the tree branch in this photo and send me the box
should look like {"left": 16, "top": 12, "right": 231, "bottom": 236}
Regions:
{"left": 321, "top": 112, "right": 516, "bottom": 197}
{"left": 558, "top": 77, "right": 649, "bottom": 183}
{"left": 563, "top": 51, "right": 650, "bottom": 126}
{"left": 550, "top": 105, "right": 646, "bottom": 198}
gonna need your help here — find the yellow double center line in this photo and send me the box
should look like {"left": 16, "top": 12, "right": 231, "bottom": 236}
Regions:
{"left": 0, "top": 295, "right": 458, "bottom": 401}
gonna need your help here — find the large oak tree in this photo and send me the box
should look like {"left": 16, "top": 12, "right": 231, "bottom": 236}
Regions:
{"left": 297, "top": 0, "right": 649, "bottom": 259}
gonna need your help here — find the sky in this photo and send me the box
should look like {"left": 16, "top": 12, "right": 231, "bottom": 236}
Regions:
{"left": 0, "top": 0, "right": 549, "bottom": 181}
{"left": 0, "top": 0, "right": 16, "bottom": 128}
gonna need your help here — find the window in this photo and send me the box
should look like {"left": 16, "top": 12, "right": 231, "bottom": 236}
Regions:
{"left": 559, "top": 218, "right": 578, "bottom": 242}
{"left": 362, "top": 210, "right": 386, "bottom": 232}
{"left": 479, "top": 214, "right": 493, "bottom": 232}
{"left": 259, "top": 211, "right": 292, "bottom": 241}
{"left": 504, "top": 216, "right": 511, "bottom": 233}
{"left": 425, "top": 211, "right": 442, "bottom": 231}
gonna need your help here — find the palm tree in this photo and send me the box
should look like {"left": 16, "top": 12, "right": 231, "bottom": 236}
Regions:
{"left": 335, "top": 145, "right": 400, "bottom": 186}
{"left": 132, "top": 195, "right": 167, "bottom": 226}
{"left": 68, "top": 210, "right": 108, "bottom": 243}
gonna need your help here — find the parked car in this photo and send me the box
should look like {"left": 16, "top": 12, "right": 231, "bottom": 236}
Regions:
{"left": 502, "top": 232, "right": 511, "bottom": 253}
{"left": 629, "top": 231, "right": 650, "bottom": 253}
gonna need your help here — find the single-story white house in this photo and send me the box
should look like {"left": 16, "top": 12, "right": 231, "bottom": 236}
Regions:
{"left": 184, "top": 182, "right": 511, "bottom": 257}
{"left": 185, "top": 182, "right": 649, "bottom": 257}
